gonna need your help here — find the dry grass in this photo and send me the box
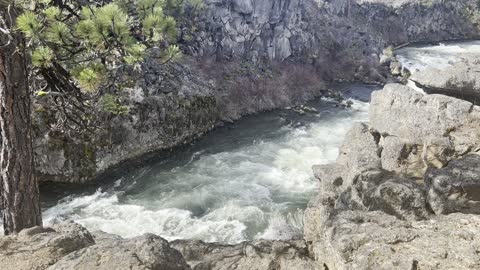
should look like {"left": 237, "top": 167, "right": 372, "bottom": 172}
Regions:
{"left": 196, "top": 58, "right": 327, "bottom": 121}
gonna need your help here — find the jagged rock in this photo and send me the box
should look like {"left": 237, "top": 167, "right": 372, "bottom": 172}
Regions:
{"left": 337, "top": 170, "right": 428, "bottom": 221}
{"left": 0, "top": 222, "right": 94, "bottom": 270}
{"left": 380, "top": 136, "right": 411, "bottom": 172}
{"left": 425, "top": 153, "right": 480, "bottom": 215}
{"left": 48, "top": 234, "right": 190, "bottom": 270}
{"left": 197, "top": 0, "right": 480, "bottom": 69}
{"left": 170, "top": 239, "right": 319, "bottom": 270}
{"left": 336, "top": 122, "right": 381, "bottom": 183}
{"left": 379, "top": 135, "right": 455, "bottom": 178}
{"left": 306, "top": 80, "right": 480, "bottom": 269}
{"left": 305, "top": 167, "right": 429, "bottom": 251}
{"left": 312, "top": 163, "right": 344, "bottom": 188}
{"left": 370, "top": 83, "right": 480, "bottom": 174}
{"left": 370, "top": 83, "right": 478, "bottom": 144}
{"left": 305, "top": 164, "right": 345, "bottom": 243}
{"left": 389, "top": 61, "right": 402, "bottom": 76}
{"left": 312, "top": 210, "right": 480, "bottom": 270}
{"left": 357, "top": 172, "right": 429, "bottom": 221}
{"left": 379, "top": 46, "right": 395, "bottom": 65}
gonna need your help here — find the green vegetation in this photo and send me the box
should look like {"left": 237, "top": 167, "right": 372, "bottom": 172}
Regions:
{"left": 12, "top": 0, "right": 204, "bottom": 133}
{"left": 17, "top": 0, "right": 182, "bottom": 96}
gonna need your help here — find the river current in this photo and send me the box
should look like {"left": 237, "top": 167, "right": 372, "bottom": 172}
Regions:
{"left": 42, "top": 84, "right": 375, "bottom": 244}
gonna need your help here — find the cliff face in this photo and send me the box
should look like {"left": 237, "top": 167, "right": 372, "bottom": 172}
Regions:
{"left": 34, "top": 61, "right": 219, "bottom": 184}
{"left": 35, "top": 0, "right": 480, "bottom": 184}
{"left": 193, "top": 0, "right": 480, "bottom": 79}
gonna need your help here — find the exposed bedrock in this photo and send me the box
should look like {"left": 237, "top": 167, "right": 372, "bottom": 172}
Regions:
{"left": 33, "top": 61, "right": 219, "bottom": 184}
{"left": 0, "top": 222, "right": 190, "bottom": 270}
{"left": 171, "top": 239, "right": 318, "bottom": 270}
{"left": 0, "top": 222, "right": 320, "bottom": 270}
{"left": 425, "top": 154, "right": 480, "bottom": 215}
{"left": 305, "top": 83, "right": 480, "bottom": 269}
{"left": 194, "top": 0, "right": 480, "bottom": 81}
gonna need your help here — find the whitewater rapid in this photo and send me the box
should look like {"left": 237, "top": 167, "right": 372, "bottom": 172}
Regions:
{"left": 396, "top": 40, "right": 480, "bottom": 73}
{"left": 43, "top": 88, "right": 371, "bottom": 244}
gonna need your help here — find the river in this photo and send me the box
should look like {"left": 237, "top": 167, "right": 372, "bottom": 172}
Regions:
{"left": 41, "top": 84, "right": 376, "bottom": 244}
{"left": 396, "top": 40, "right": 480, "bottom": 73}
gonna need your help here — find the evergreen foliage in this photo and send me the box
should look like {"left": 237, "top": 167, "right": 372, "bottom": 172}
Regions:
{"left": 17, "top": 0, "right": 182, "bottom": 96}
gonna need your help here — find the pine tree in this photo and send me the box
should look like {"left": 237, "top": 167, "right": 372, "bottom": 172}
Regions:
{"left": 0, "top": 0, "right": 199, "bottom": 234}
{"left": 0, "top": 1, "right": 42, "bottom": 235}
{"left": 17, "top": 0, "right": 181, "bottom": 97}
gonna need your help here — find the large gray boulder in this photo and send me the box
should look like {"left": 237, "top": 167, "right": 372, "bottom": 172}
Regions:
{"left": 0, "top": 222, "right": 190, "bottom": 270}
{"left": 0, "top": 222, "right": 94, "bottom": 270}
{"left": 312, "top": 210, "right": 480, "bottom": 270}
{"left": 48, "top": 234, "right": 190, "bottom": 270}
{"left": 171, "top": 239, "right": 319, "bottom": 270}
{"left": 336, "top": 122, "right": 382, "bottom": 184}
{"left": 370, "top": 83, "right": 480, "bottom": 176}
{"left": 370, "top": 83, "right": 479, "bottom": 145}
{"left": 410, "top": 56, "right": 480, "bottom": 101}
{"left": 425, "top": 153, "right": 480, "bottom": 215}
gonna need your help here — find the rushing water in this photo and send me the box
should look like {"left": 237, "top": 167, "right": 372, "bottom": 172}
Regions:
{"left": 41, "top": 84, "right": 376, "bottom": 244}
{"left": 396, "top": 40, "right": 480, "bottom": 73}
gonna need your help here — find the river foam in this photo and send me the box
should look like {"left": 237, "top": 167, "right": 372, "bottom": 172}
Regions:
{"left": 43, "top": 96, "right": 370, "bottom": 244}
{"left": 396, "top": 40, "right": 480, "bottom": 73}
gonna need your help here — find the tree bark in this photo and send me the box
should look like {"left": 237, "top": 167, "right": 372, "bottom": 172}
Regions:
{"left": 0, "top": 3, "right": 42, "bottom": 234}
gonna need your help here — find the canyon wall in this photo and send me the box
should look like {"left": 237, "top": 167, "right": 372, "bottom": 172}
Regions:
{"left": 35, "top": 0, "right": 480, "bottom": 184}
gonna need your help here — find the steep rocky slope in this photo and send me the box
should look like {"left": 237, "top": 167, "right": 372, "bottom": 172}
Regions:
{"left": 304, "top": 83, "right": 480, "bottom": 269}
{"left": 195, "top": 0, "right": 480, "bottom": 79}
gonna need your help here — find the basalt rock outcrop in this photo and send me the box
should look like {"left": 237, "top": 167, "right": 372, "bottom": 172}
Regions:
{"left": 194, "top": 0, "right": 480, "bottom": 80}
{"left": 0, "top": 222, "right": 190, "bottom": 270}
{"left": 49, "top": 233, "right": 191, "bottom": 270}
{"left": 171, "top": 239, "right": 318, "bottom": 270}
{"left": 305, "top": 83, "right": 480, "bottom": 269}
{"left": 0, "top": 222, "right": 95, "bottom": 270}
{"left": 0, "top": 222, "right": 320, "bottom": 270}
{"left": 425, "top": 154, "right": 480, "bottom": 215}
{"left": 313, "top": 211, "right": 480, "bottom": 270}
{"left": 370, "top": 83, "right": 480, "bottom": 176}
{"left": 34, "top": 60, "right": 219, "bottom": 184}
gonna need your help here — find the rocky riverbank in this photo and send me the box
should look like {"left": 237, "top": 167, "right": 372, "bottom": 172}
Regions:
{"left": 6, "top": 0, "right": 480, "bottom": 268}
{"left": 34, "top": 0, "right": 480, "bottom": 185}
{"left": 304, "top": 83, "right": 480, "bottom": 269}
{"left": 5, "top": 82, "right": 480, "bottom": 270}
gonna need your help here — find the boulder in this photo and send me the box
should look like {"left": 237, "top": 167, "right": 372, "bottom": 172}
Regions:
{"left": 312, "top": 163, "right": 345, "bottom": 191}
{"left": 48, "top": 234, "right": 190, "bottom": 270}
{"left": 425, "top": 153, "right": 480, "bottom": 215}
{"left": 336, "top": 169, "right": 429, "bottom": 221}
{"left": 232, "top": 0, "right": 253, "bottom": 14}
{"left": 379, "top": 135, "right": 455, "bottom": 178}
{"left": 0, "top": 222, "right": 94, "bottom": 270}
{"left": 370, "top": 83, "right": 478, "bottom": 144}
{"left": 410, "top": 57, "right": 480, "bottom": 101}
{"left": 370, "top": 83, "right": 480, "bottom": 174}
{"left": 170, "top": 239, "right": 319, "bottom": 270}
{"left": 312, "top": 210, "right": 480, "bottom": 270}
{"left": 304, "top": 192, "right": 336, "bottom": 244}
{"left": 336, "top": 122, "right": 381, "bottom": 183}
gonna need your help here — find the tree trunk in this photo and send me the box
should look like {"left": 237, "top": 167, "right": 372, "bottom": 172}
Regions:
{"left": 0, "top": 4, "right": 42, "bottom": 234}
